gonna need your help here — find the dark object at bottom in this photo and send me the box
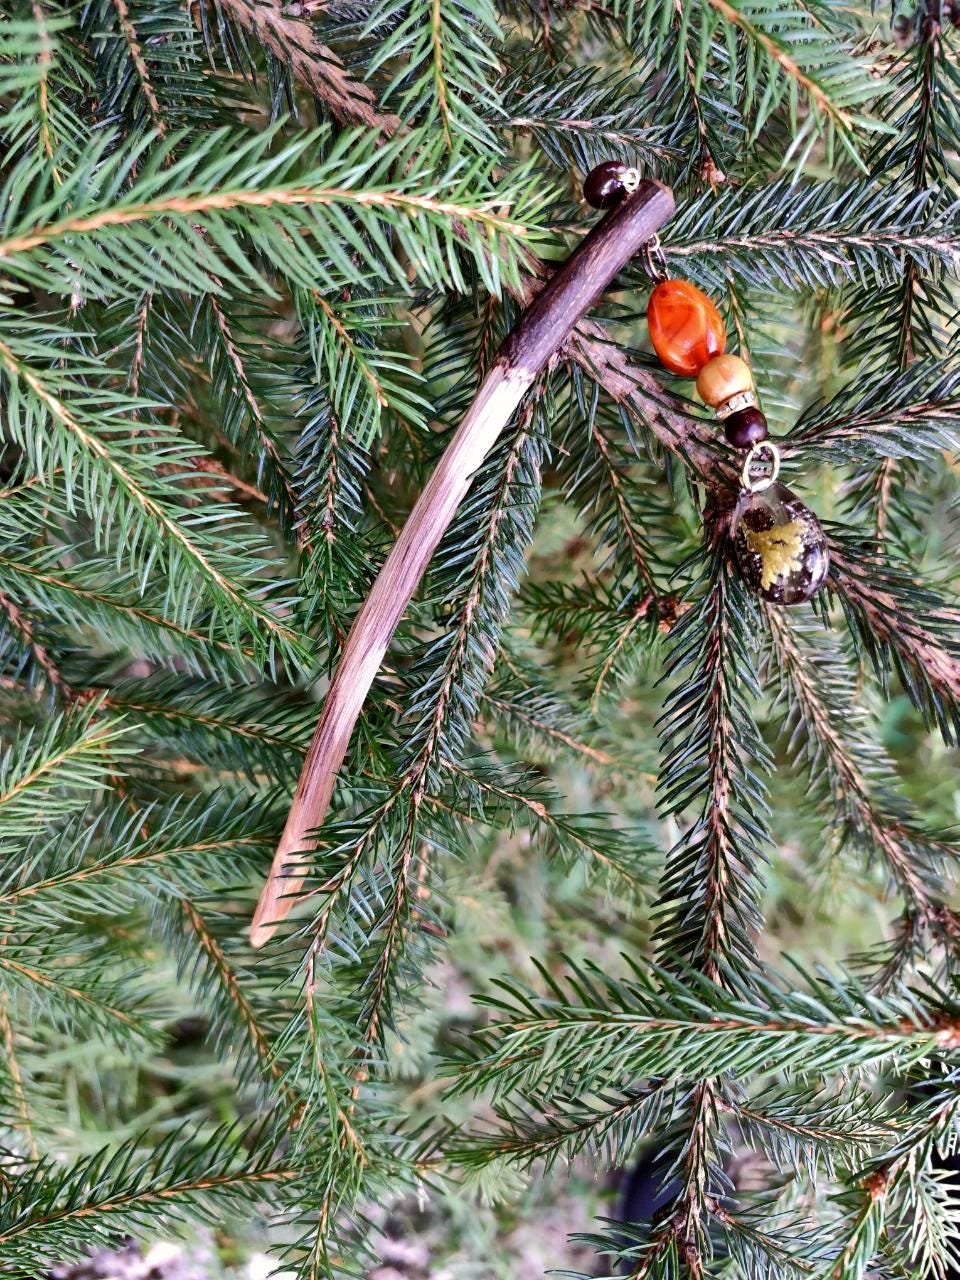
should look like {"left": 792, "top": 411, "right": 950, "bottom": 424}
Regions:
{"left": 613, "top": 1148, "right": 683, "bottom": 1272}
{"left": 616, "top": 1146, "right": 960, "bottom": 1277}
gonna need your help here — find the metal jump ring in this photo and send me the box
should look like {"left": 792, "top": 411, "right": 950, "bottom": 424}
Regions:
{"left": 621, "top": 166, "right": 641, "bottom": 194}
{"left": 641, "top": 232, "right": 669, "bottom": 283}
{"left": 741, "top": 441, "right": 781, "bottom": 493}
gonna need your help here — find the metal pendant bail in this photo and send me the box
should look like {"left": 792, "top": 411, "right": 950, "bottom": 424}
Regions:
{"left": 741, "top": 440, "right": 781, "bottom": 493}
{"left": 641, "top": 232, "right": 669, "bottom": 282}
{"left": 621, "top": 166, "right": 641, "bottom": 194}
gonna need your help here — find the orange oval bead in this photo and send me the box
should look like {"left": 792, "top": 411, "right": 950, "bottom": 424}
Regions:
{"left": 647, "top": 279, "right": 726, "bottom": 377}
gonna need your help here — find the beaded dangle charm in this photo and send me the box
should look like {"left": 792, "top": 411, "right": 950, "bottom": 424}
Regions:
{"left": 582, "top": 160, "right": 829, "bottom": 606}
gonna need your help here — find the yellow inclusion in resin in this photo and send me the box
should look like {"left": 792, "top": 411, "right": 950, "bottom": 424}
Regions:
{"left": 744, "top": 520, "right": 806, "bottom": 592}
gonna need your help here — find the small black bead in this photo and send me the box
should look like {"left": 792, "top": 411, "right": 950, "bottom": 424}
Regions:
{"left": 724, "top": 407, "right": 769, "bottom": 449}
{"left": 583, "top": 161, "right": 627, "bottom": 209}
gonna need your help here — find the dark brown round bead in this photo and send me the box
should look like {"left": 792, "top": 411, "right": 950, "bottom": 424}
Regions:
{"left": 583, "top": 161, "right": 628, "bottom": 209}
{"left": 724, "top": 407, "right": 769, "bottom": 449}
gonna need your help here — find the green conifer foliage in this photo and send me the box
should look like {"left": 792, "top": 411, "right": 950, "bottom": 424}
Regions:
{"left": 0, "top": 1, "right": 959, "bottom": 1276}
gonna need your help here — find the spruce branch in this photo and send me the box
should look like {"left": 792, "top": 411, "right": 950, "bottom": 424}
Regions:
{"left": 453, "top": 959, "right": 960, "bottom": 1101}
{"left": 724, "top": 1084, "right": 891, "bottom": 1181}
{"left": 0, "top": 587, "right": 65, "bottom": 693}
{"left": 629, "top": 0, "right": 883, "bottom": 168}
{"left": 108, "top": 0, "right": 167, "bottom": 137}
{"left": 0, "top": 330, "right": 308, "bottom": 671}
{"left": 664, "top": 180, "right": 960, "bottom": 294}
{"left": 340, "top": 404, "right": 554, "bottom": 1043}
{"left": 451, "top": 1080, "right": 672, "bottom": 1173}
{"left": 789, "top": 359, "right": 960, "bottom": 464}
{"left": 209, "top": 0, "right": 400, "bottom": 134}
{"left": 0, "top": 1127, "right": 295, "bottom": 1275}
{"left": 0, "top": 127, "right": 546, "bottom": 297}
{"left": 202, "top": 293, "right": 303, "bottom": 531}
{"left": 838, "top": 14, "right": 960, "bottom": 550}
{"left": 481, "top": 673, "right": 617, "bottom": 767}
{"left": 446, "top": 760, "right": 654, "bottom": 892}
{"left": 3, "top": 2, "right": 960, "bottom": 1273}
{"left": 831, "top": 1087, "right": 960, "bottom": 1279}
{"left": 828, "top": 534, "right": 960, "bottom": 744}
{"left": 0, "top": 798, "right": 273, "bottom": 920}
{"left": 502, "top": 63, "right": 676, "bottom": 173}
{"left": 0, "top": 944, "right": 151, "bottom": 1042}
{"left": 0, "top": 703, "right": 133, "bottom": 845}
{"left": 765, "top": 608, "right": 955, "bottom": 927}
{"left": 655, "top": 546, "right": 770, "bottom": 983}
{"left": 0, "top": 542, "right": 257, "bottom": 677}
{"left": 362, "top": 0, "right": 503, "bottom": 155}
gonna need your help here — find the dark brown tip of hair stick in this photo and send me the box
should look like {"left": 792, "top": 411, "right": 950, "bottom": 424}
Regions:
{"left": 250, "top": 179, "right": 675, "bottom": 948}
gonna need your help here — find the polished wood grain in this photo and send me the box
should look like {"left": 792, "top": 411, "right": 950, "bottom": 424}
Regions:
{"left": 250, "top": 179, "right": 676, "bottom": 948}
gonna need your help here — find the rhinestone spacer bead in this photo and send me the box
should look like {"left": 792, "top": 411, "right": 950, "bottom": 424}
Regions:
{"left": 715, "top": 388, "right": 758, "bottom": 420}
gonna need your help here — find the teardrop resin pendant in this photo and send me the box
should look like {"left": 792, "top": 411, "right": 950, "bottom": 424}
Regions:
{"left": 731, "top": 481, "right": 829, "bottom": 605}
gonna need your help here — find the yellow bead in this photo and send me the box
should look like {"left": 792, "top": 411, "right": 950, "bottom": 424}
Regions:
{"left": 695, "top": 354, "right": 753, "bottom": 409}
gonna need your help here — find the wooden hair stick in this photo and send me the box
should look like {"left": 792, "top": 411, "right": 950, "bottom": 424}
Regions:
{"left": 250, "top": 178, "right": 675, "bottom": 947}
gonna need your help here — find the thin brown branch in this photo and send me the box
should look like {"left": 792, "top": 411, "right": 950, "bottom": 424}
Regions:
{"left": 566, "top": 319, "right": 721, "bottom": 480}
{"left": 0, "top": 589, "right": 66, "bottom": 694}
{"left": 675, "top": 0, "right": 725, "bottom": 187}
{"left": 205, "top": 295, "right": 304, "bottom": 533}
{"left": 31, "top": 1, "right": 61, "bottom": 182}
{"left": 766, "top": 606, "right": 947, "bottom": 917}
{"left": 430, "top": 0, "right": 452, "bottom": 149}
{"left": 829, "top": 541, "right": 960, "bottom": 705}
{"left": 0, "top": 187, "right": 529, "bottom": 261}
{"left": 590, "top": 594, "right": 654, "bottom": 714}
{"left": 179, "top": 898, "right": 283, "bottom": 1081}
{"left": 706, "top": 0, "right": 854, "bottom": 131}
{"left": 130, "top": 292, "right": 151, "bottom": 400}
{"left": 211, "top": 0, "right": 399, "bottom": 134}
{"left": 0, "top": 999, "right": 38, "bottom": 1160}
{"left": 110, "top": 0, "right": 167, "bottom": 137}
{"left": 588, "top": 415, "right": 657, "bottom": 591}
{"left": 0, "top": 1163, "right": 296, "bottom": 1246}
{"left": 697, "top": 573, "right": 738, "bottom": 984}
